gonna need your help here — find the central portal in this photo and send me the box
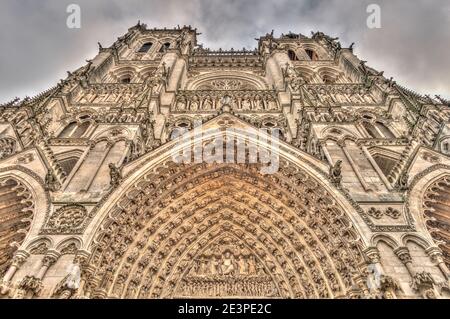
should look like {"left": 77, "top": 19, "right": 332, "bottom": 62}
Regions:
{"left": 85, "top": 159, "right": 368, "bottom": 299}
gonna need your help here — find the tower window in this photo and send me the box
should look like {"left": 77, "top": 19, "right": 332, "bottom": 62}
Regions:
{"left": 120, "top": 77, "right": 131, "bottom": 84}
{"left": 305, "top": 49, "right": 318, "bottom": 61}
{"left": 323, "top": 75, "right": 335, "bottom": 84}
{"left": 444, "top": 142, "right": 449, "bottom": 152}
{"left": 160, "top": 42, "right": 171, "bottom": 52}
{"left": 288, "top": 50, "right": 298, "bottom": 61}
{"left": 138, "top": 42, "right": 153, "bottom": 53}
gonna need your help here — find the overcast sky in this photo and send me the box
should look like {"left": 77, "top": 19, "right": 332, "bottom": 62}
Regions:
{"left": 0, "top": 0, "right": 449, "bottom": 103}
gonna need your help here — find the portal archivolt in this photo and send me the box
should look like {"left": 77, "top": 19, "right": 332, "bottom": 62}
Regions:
{"left": 84, "top": 160, "right": 368, "bottom": 299}
{"left": 0, "top": 177, "right": 34, "bottom": 276}
{"left": 423, "top": 175, "right": 450, "bottom": 268}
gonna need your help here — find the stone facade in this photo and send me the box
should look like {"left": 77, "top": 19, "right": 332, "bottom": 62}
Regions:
{"left": 0, "top": 23, "right": 449, "bottom": 299}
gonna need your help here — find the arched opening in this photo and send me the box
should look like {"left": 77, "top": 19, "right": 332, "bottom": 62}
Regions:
{"left": 138, "top": 42, "right": 153, "bottom": 53}
{"left": 120, "top": 77, "right": 131, "bottom": 84}
{"left": 362, "top": 121, "right": 383, "bottom": 139}
{"left": 160, "top": 42, "right": 171, "bottom": 53}
{"left": 71, "top": 121, "right": 91, "bottom": 138}
{"left": 444, "top": 142, "right": 450, "bottom": 154}
{"left": 422, "top": 176, "right": 450, "bottom": 268}
{"left": 440, "top": 138, "right": 450, "bottom": 154}
{"left": 322, "top": 75, "right": 335, "bottom": 84}
{"left": 288, "top": 50, "right": 299, "bottom": 61}
{"left": 58, "top": 121, "right": 91, "bottom": 139}
{"left": 84, "top": 158, "right": 367, "bottom": 299}
{"left": 375, "top": 122, "right": 395, "bottom": 138}
{"left": 0, "top": 178, "right": 34, "bottom": 276}
{"left": 58, "top": 122, "right": 77, "bottom": 138}
{"left": 305, "top": 49, "right": 318, "bottom": 61}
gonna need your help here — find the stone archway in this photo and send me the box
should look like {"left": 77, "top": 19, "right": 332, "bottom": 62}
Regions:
{"left": 81, "top": 161, "right": 368, "bottom": 299}
{"left": 76, "top": 114, "right": 371, "bottom": 299}
{"left": 0, "top": 177, "right": 34, "bottom": 276}
{"left": 422, "top": 175, "right": 450, "bottom": 268}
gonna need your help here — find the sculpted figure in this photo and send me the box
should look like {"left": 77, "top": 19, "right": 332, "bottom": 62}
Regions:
{"left": 109, "top": 163, "right": 122, "bottom": 188}
{"left": 220, "top": 251, "right": 236, "bottom": 275}
{"left": 329, "top": 160, "right": 343, "bottom": 186}
{"left": 176, "top": 96, "right": 187, "bottom": 111}
{"left": 190, "top": 95, "right": 199, "bottom": 111}
{"left": 241, "top": 95, "right": 252, "bottom": 110}
{"left": 254, "top": 94, "right": 264, "bottom": 110}
{"left": 397, "top": 173, "right": 409, "bottom": 190}
{"left": 202, "top": 96, "right": 213, "bottom": 110}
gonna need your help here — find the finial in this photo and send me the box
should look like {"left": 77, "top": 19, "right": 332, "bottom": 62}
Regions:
{"left": 98, "top": 42, "right": 103, "bottom": 50}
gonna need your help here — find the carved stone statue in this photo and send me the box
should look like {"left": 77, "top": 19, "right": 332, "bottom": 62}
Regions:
{"left": 109, "top": 163, "right": 122, "bottom": 188}
{"left": 329, "top": 160, "right": 343, "bottom": 186}
{"left": 397, "top": 173, "right": 409, "bottom": 191}
{"left": 45, "top": 171, "right": 59, "bottom": 192}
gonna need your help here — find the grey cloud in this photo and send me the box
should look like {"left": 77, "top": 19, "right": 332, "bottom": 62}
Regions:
{"left": 0, "top": 0, "right": 449, "bottom": 102}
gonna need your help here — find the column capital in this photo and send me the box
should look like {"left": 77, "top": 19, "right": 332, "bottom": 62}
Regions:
{"left": 11, "top": 250, "right": 30, "bottom": 267}
{"left": 363, "top": 246, "right": 381, "bottom": 264}
{"left": 425, "top": 246, "right": 443, "bottom": 261}
{"left": 73, "top": 250, "right": 91, "bottom": 266}
{"left": 42, "top": 250, "right": 61, "bottom": 267}
{"left": 394, "top": 247, "right": 412, "bottom": 264}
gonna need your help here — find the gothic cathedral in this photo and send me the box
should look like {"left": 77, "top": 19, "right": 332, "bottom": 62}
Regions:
{"left": 0, "top": 23, "right": 449, "bottom": 299}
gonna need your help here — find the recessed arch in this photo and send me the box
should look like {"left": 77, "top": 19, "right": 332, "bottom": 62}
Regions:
{"left": 421, "top": 174, "right": 450, "bottom": 267}
{"left": 55, "top": 237, "right": 83, "bottom": 253}
{"left": 401, "top": 234, "right": 432, "bottom": 250}
{"left": 0, "top": 167, "right": 48, "bottom": 266}
{"left": 370, "top": 234, "right": 400, "bottom": 250}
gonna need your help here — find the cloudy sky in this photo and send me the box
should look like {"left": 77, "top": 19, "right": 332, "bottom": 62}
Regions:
{"left": 0, "top": 0, "right": 449, "bottom": 102}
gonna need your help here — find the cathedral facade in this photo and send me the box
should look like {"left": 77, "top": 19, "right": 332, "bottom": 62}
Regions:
{"left": 0, "top": 23, "right": 449, "bottom": 299}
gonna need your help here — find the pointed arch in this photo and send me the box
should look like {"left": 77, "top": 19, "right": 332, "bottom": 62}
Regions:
{"left": 77, "top": 115, "right": 372, "bottom": 299}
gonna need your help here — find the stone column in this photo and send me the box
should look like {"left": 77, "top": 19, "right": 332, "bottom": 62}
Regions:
{"left": 364, "top": 247, "right": 401, "bottom": 298}
{"left": 319, "top": 141, "right": 334, "bottom": 165}
{"left": 394, "top": 247, "right": 414, "bottom": 276}
{"left": 426, "top": 247, "right": 450, "bottom": 280}
{"left": 1, "top": 251, "right": 29, "bottom": 284}
{"left": 36, "top": 251, "right": 60, "bottom": 280}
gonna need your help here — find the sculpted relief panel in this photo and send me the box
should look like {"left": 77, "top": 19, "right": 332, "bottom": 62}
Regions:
{"left": 173, "top": 90, "right": 279, "bottom": 112}
{"left": 84, "top": 162, "right": 367, "bottom": 299}
{"left": 176, "top": 235, "right": 279, "bottom": 298}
